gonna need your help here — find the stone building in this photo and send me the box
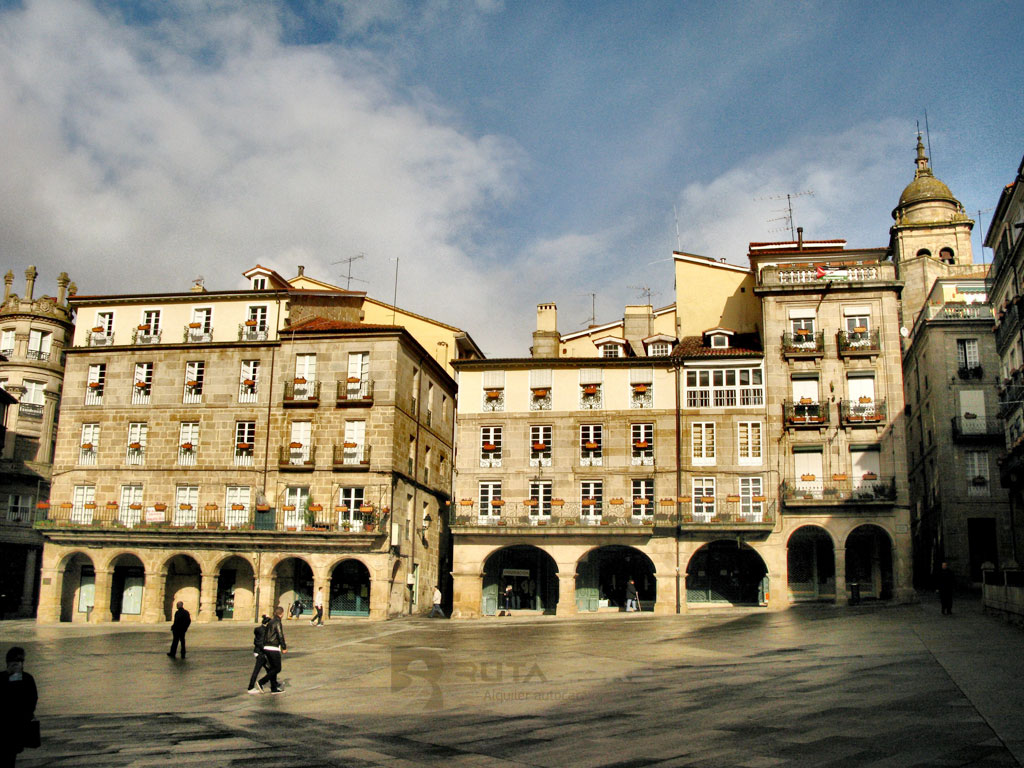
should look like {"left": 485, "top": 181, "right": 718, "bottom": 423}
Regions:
{"left": 36, "top": 265, "right": 474, "bottom": 623}
{"left": 985, "top": 152, "right": 1024, "bottom": 571}
{"left": 0, "top": 267, "right": 75, "bottom": 618}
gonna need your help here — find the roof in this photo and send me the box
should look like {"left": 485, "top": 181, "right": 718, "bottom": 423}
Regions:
{"left": 285, "top": 317, "right": 400, "bottom": 333}
{"left": 673, "top": 333, "right": 763, "bottom": 359}
{"left": 893, "top": 137, "right": 960, "bottom": 214}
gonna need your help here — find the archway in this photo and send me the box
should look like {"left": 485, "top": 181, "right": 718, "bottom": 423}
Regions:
{"left": 329, "top": 559, "right": 371, "bottom": 617}
{"left": 59, "top": 552, "right": 95, "bottom": 623}
{"left": 273, "top": 557, "right": 313, "bottom": 617}
{"left": 108, "top": 553, "right": 145, "bottom": 621}
{"left": 575, "top": 545, "right": 656, "bottom": 611}
{"left": 163, "top": 554, "right": 202, "bottom": 620}
{"left": 482, "top": 545, "right": 558, "bottom": 615}
{"left": 787, "top": 526, "right": 836, "bottom": 602}
{"left": 686, "top": 540, "right": 768, "bottom": 605}
{"left": 216, "top": 555, "right": 255, "bottom": 620}
{"left": 845, "top": 524, "right": 894, "bottom": 600}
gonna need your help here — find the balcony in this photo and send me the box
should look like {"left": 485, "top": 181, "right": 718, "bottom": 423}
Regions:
{"left": 760, "top": 264, "right": 889, "bottom": 287}
{"left": 184, "top": 325, "right": 213, "bottom": 343}
{"left": 133, "top": 328, "right": 162, "bottom": 344}
{"left": 995, "top": 302, "right": 1020, "bottom": 353}
{"left": 678, "top": 498, "right": 776, "bottom": 530}
{"left": 88, "top": 331, "right": 114, "bottom": 347}
{"left": 839, "top": 399, "right": 887, "bottom": 427}
{"left": 336, "top": 378, "right": 374, "bottom": 407}
{"left": 332, "top": 444, "right": 371, "bottom": 470}
{"left": 837, "top": 329, "right": 880, "bottom": 357}
{"left": 783, "top": 400, "right": 830, "bottom": 429}
{"left": 449, "top": 501, "right": 666, "bottom": 533}
{"left": 238, "top": 323, "right": 269, "bottom": 342}
{"left": 278, "top": 445, "right": 316, "bottom": 470}
{"left": 283, "top": 380, "right": 320, "bottom": 407}
{"left": 18, "top": 402, "right": 44, "bottom": 419}
{"left": 780, "top": 476, "right": 897, "bottom": 506}
{"left": 951, "top": 414, "right": 1004, "bottom": 443}
{"left": 782, "top": 331, "right": 824, "bottom": 358}
{"left": 957, "top": 365, "right": 985, "bottom": 380}
{"left": 26, "top": 349, "right": 50, "bottom": 361}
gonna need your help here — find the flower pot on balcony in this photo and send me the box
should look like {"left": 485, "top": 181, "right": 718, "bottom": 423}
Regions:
{"left": 60, "top": 502, "right": 73, "bottom": 509}
{"left": 491, "top": 499, "right": 505, "bottom": 507}
{"left": 632, "top": 384, "right": 648, "bottom": 393}
{"left": 180, "top": 443, "right": 194, "bottom": 451}
{"left": 726, "top": 495, "right": 740, "bottom": 503}
{"left": 106, "top": 501, "right": 119, "bottom": 509}
{"left": 800, "top": 474, "right": 816, "bottom": 482}
{"left": 84, "top": 503, "right": 97, "bottom": 509}
{"left": 256, "top": 504, "right": 270, "bottom": 511}
{"left": 308, "top": 504, "right": 322, "bottom": 512}
{"left": 832, "top": 474, "right": 847, "bottom": 481}
{"left": 364, "top": 523, "right": 375, "bottom": 532}
{"left": 532, "top": 442, "right": 548, "bottom": 451}
{"left": 599, "top": 519, "right": 609, "bottom": 525}
{"left": 799, "top": 397, "right": 813, "bottom": 405}
{"left": 179, "top": 504, "right": 192, "bottom": 510}
{"left": 752, "top": 495, "right": 767, "bottom": 503}
{"left": 293, "top": 377, "right": 306, "bottom": 385}
{"left": 582, "top": 385, "right": 598, "bottom": 395}
{"left": 358, "top": 505, "right": 374, "bottom": 513}
{"left": 536, "top": 520, "right": 547, "bottom": 526}
{"left": 231, "top": 504, "right": 245, "bottom": 511}
{"left": 678, "top": 496, "right": 692, "bottom": 503}
{"left": 610, "top": 498, "right": 624, "bottom": 505}
{"left": 91, "top": 326, "right": 104, "bottom": 333}
{"left": 523, "top": 499, "right": 538, "bottom": 507}
{"left": 796, "top": 328, "right": 810, "bottom": 336}
{"left": 485, "top": 390, "right": 502, "bottom": 399}
{"left": 137, "top": 324, "right": 150, "bottom": 331}
{"left": 496, "top": 520, "right": 507, "bottom": 526}
{"left": 282, "top": 505, "right": 296, "bottom": 511}
{"left": 642, "top": 519, "right": 654, "bottom": 526}
{"left": 289, "top": 442, "right": 303, "bottom": 449}
{"left": 563, "top": 519, "right": 575, "bottom": 526}
{"left": 245, "top": 319, "right": 258, "bottom": 327}
{"left": 584, "top": 441, "right": 599, "bottom": 450}
{"left": 459, "top": 500, "right": 474, "bottom": 506}
{"left": 862, "top": 473, "right": 877, "bottom": 481}
{"left": 532, "top": 388, "right": 548, "bottom": 397}
{"left": 852, "top": 326, "right": 867, "bottom": 333}
{"left": 128, "top": 442, "right": 142, "bottom": 450}
{"left": 633, "top": 498, "right": 650, "bottom": 506}
{"left": 581, "top": 499, "right": 597, "bottom": 506}
{"left": 700, "top": 496, "right": 715, "bottom": 503}
{"left": 243, "top": 379, "right": 256, "bottom": 387}
{"left": 347, "top": 376, "right": 361, "bottom": 384}
{"left": 186, "top": 380, "right": 199, "bottom": 388}
{"left": 482, "top": 443, "right": 497, "bottom": 451}
{"left": 858, "top": 396, "right": 872, "bottom": 404}
{"left": 634, "top": 440, "right": 649, "bottom": 449}
{"left": 88, "top": 382, "right": 101, "bottom": 389}
{"left": 236, "top": 442, "right": 252, "bottom": 450}
{"left": 81, "top": 443, "right": 93, "bottom": 450}
{"left": 188, "top": 322, "right": 202, "bottom": 329}
{"left": 36, "top": 501, "right": 50, "bottom": 510}
{"left": 551, "top": 499, "right": 565, "bottom": 507}
{"left": 135, "top": 382, "right": 148, "bottom": 389}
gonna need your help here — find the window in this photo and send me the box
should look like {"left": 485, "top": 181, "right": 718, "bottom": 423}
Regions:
{"left": 347, "top": 352, "right": 369, "bottom": 399}
{"left": 709, "top": 334, "right": 729, "bottom": 348}
{"left": 188, "top": 308, "right": 213, "bottom": 341}
{"left": 630, "top": 368, "right": 653, "bottom": 408}
{"left": 5, "top": 494, "right": 33, "bottom": 523}
{"left": 795, "top": 449, "right": 824, "bottom": 496}
{"left": 480, "top": 426, "right": 502, "bottom": 467}
{"left": 426, "top": 381, "right": 434, "bottom": 425}
{"left": 95, "top": 311, "right": 114, "bottom": 335}
{"left": 529, "top": 480, "right": 552, "bottom": 519}
{"left": 235, "top": 421, "right": 255, "bottom": 466}
{"left": 479, "top": 481, "right": 502, "bottom": 517}
{"left": 581, "top": 480, "right": 603, "bottom": 517}
{"left": 337, "top": 487, "right": 365, "bottom": 528}
{"left": 632, "top": 478, "right": 654, "bottom": 517}
{"left": 957, "top": 339, "right": 980, "bottom": 372}
{"left": 530, "top": 425, "right": 552, "bottom": 467}
{"left": 966, "top": 451, "right": 989, "bottom": 498}
{"left": 580, "top": 369, "right": 603, "bottom": 409}
{"left": 791, "top": 316, "right": 816, "bottom": 336}
{"left": 686, "top": 367, "right": 763, "bottom": 408}
{"left": 846, "top": 374, "right": 878, "bottom": 420}
{"left": 423, "top": 446, "right": 431, "bottom": 483}
{"left": 72, "top": 485, "right": 96, "bottom": 524}
{"left": 581, "top": 424, "right": 603, "bottom": 466}
{"left": 178, "top": 422, "right": 199, "bottom": 466}
{"left": 126, "top": 423, "right": 147, "bottom": 465}
{"left": 408, "top": 434, "right": 416, "bottom": 474}
{"left": 648, "top": 342, "right": 671, "bottom": 357}
{"left": 631, "top": 423, "right": 654, "bottom": 466}
{"left": 79, "top": 424, "right": 99, "bottom": 465}
{"left": 845, "top": 313, "right": 870, "bottom": 334}
{"left": 692, "top": 477, "right": 715, "bottom": 520}
{"left": 21, "top": 380, "right": 45, "bottom": 417}
{"left": 850, "top": 448, "right": 881, "bottom": 495}
{"left": 601, "top": 343, "right": 622, "bottom": 358}
{"left": 252, "top": 276, "right": 267, "bottom": 290}
{"left": 183, "top": 361, "right": 205, "bottom": 404}
{"left": 692, "top": 422, "right": 716, "bottom": 465}
{"left": 282, "top": 486, "right": 308, "bottom": 528}
{"left": 225, "top": 486, "right": 251, "bottom": 528}
{"left": 293, "top": 354, "right": 316, "bottom": 401}
{"left": 247, "top": 305, "right": 268, "bottom": 330}
{"left": 739, "top": 477, "right": 763, "bottom": 521}
{"left": 530, "top": 369, "right": 553, "bottom": 410}
{"left": 239, "top": 359, "right": 260, "bottom": 403}
{"left": 85, "top": 364, "right": 106, "bottom": 404}
{"left": 412, "top": 367, "right": 421, "bottom": 412}
{"left": 132, "top": 362, "right": 153, "bottom": 404}
{"left": 119, "top": 485, "right": 144, "bottom": 527}
{"left": 0, "top": 329, "right": 13, "bottom": 356}
{"left": 738, "top": 422, "right": 762, "bottom": 464}
{"left": 442, "top": 394, "right": 449, "bottom": 421}
{"left": 174, "top": 485, "right": 199, "bottom": 527}
{"left": 288, "top": 422, "right": 312, "bottom": 465}
{"left": 27, "top": 330, "right": 52, "bottom": 361}
{"left": 482, "top": 370, "right": 504, "bottom": 411}
{"left": 142, "top": 309, "right": 161, "bottom": 333}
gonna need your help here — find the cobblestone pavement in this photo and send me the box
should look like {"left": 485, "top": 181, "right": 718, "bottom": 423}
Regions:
{"left": 2, "top": 593, "right": 1022, "bottom": 767}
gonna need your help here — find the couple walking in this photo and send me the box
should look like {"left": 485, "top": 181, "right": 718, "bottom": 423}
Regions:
{"left": 248, "top": 606, "right": 288, "bottom": 694}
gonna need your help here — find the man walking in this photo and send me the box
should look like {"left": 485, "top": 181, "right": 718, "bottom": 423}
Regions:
{"left": 167, "top": 601, "right": 190, "bottom": 659}
{"left": 258, "top": 606, "right": 287, "bottom": 694}
{"left": 310, "top": 587, "right": 324, "bottom": 626}
{"left": 247, "top": 615, "right": 271, "bottom": 694}
{"left": 937, "top": 561, "right": 955, "bottom": 615}
{"left": 428, "top": 585, "right": 445, "bottom": 618}
{"left": 625, "top": 580, "right": 639, "bottom": 612}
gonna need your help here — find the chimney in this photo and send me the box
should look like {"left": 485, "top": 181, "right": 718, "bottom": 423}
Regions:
{"left": 3, "top": 271, "right": 12, "bottom": 303}
{"left": 57, "top": 272, "right": 69, "bottom": 305}
{"left": 797, "top": 227, "right": 804, "bottom": 250}
{"left": 24, "top": 265, "right": 37, "bottom": 301}
{"left": 623, "top": 304, "right": 654, "bottom": 343}
{"left": 298, "top": 265, "right": 305, "bottom": 276}
{"left": 532, "top": 303, "right": 559, "bottom": 358}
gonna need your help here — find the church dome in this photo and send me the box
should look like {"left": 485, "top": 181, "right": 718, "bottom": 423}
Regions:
{"left": 898, "top": 173, "right": 956, "bottom": 207}
{"left": 892, "top": 137, "right": 963, "bottom": 221}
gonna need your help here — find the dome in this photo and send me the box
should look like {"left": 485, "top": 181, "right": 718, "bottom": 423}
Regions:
{"left": 892, "top": 136, "right": 962, "bottom": 220}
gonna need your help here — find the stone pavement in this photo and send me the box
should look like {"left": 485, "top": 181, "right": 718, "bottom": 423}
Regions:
{"left": 1, "top": 592, "right": 1022, "bottom": 767}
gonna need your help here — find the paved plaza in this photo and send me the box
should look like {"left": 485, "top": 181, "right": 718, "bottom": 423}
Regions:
{"left": 2, "top": 593, "right": 1022, "bottom": 768}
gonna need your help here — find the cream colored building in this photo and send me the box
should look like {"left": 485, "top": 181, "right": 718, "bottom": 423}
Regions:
{"left": 1, "top": 267, "right": 75, "bottom": 618}
{"left": 37, "top": 266, "right": 469, "bottom": 623}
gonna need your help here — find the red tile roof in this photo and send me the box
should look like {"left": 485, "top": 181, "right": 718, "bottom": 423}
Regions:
{"left": 673, "top": 334, "right": 763, "bottom": 358}
{"left": 286, "top": 317, "right": 399, "bottom": 333}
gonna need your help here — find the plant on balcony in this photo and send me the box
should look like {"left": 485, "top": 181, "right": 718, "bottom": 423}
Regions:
{"left": 832, "top": 473, "right": 848, "bottom": 481}
{"left": 59, "top": 502, "right": 73, "bottom": 509}
{"left": 128, "top": 442, "right": 142, "bottom": 450}
{"left": 188, "top": 322, "right": 202, "bottom": 329}
{"left": 81, "top": 443, "right": 93, "bottom": 450}
{"left": 583, "top": 441, "right": 599, "bottom": 450}
{"left": 632, "top": 384, "right": 648, "bottom": 393}
{"left": 343, "top": 441, "right": 358, "bottom": 448}
{"left": 800, "top": 474, "right": 816, "bottom": 481}
{"left": 84, "top": 502, "right": 97, "bottom": 509}
{"left": 858, "top": 396, "right": 872, "bottom": 403}
{"left": 633, "top": 498, "right": 650, "bottom": 506}
{"left": 752, "top": 495, "right": 767, "bottom": 503}
{"left": 347, "top": 376, "right": 361, "bottom": 383}
{"left": 581, "top": 499, "right": 597, "bottom": 507}
{"left": 91, "top": 326, "right": 104, "bottom": 333}
{"left": 485, "top": 389, "right": 502, "bottom": 399}
{"left": 134, "top": 381, "right": 148, "bottom": 389}
{"left": 237, "top": 442, "right": 252, "bottom": 450}
{"left": 796, "top": 328, "right": 810, "bottom": 336}
{"left": 180, "top": 442, "right": 194, "bottom": 451}
{"left": 609, "top": 498, "right": 624, "bottom": 505}
{"left": 862, "top": 472, "right": 878, "bottom": 481}
{"left": 523, "top": 499, "right": 538, "bottom": 506}
{"left": 105, "top": 501, "right": 118, "bottom": 509}
{"left": 186, "top": 380, "right": 199, "bottom": 388}
{"left": 700, "top": 496, "right": 715, "bottom": 503}
{"left": 289, "top": 441, "right": 303, "bottom": 449}
{"left": 551, "top": 498, "right": 565, "bottom": 507}
{"left": 582, "top": 385, "right": 598, "bottom": 395}
{"left": 634, "top": 440, "right": 649, "bottom": 449}
{"left": 799, "top": 397, "right": 813, "bottom": 405}
{"left": 256, "top": 503, "right": 270, "bottom": 511}
{"left": 242, "top": 379, "right": 256, "bottom": 387}
{"left": 851, "top": 326, "right": 867, "bottom": 333}
{"left": 726, "top": 495, "right": 740, "bottom": 503}
{"left": 138, "top": 324, "right": 150, "bottom": 331}
{"left": 532, "top": 388, "right": 548, "bottom": 397}
{"left": 245, "top": 319, "right": 258, "bottom": 327}
{"left": 491, "top": 499, "right": 505, "bottom": 507}
{"left": 88, "top": 382, "right": 101, "bottom": 389}
{"left": 179, "top": 503, "right": 192, "bottom": 510}
{"left": 36, "top": 501, "right": 50, "bottom": 510}
{"left": 678, "top": 496, "right": 692, "bottom": 503}
{"left": 532, "top": 442, "right": 547, "bottom": 451}
{"left": 282, "top": 504, "right": 296, "bottom": 511}
{"left": 482, "top": 442, "right": 498, "bottom": 451}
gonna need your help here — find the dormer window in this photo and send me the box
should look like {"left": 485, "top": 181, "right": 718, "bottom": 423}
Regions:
{"left": 703, "top": 328, "right": 735, "bottom": 349}
{"left": 252, "top": 276, "right": 267, "bottom": 290}
{"left": 594, "top": 336, "right": 626, "bottom": 358}
{"left": 649, "top": 342, "right": 671, "bottom": 356}
{"left": 710, "top": 335, "right": 729, "bottom": 348}
{"left": 601, "top": 344, "right": 622, "bottom": 358}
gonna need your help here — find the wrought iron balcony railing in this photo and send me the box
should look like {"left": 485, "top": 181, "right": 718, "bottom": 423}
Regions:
{"left": 783, "top": 400, "right": 830, "bottom": 428}
{"left": 782, "top": 331, "right": 825, "bottom": 357}
{"left": 781, "top": 476, "right": 897, "bottom": 505}
{"left": 839, "top": 399, "right": 887, "bottom": 426}
{"left": 837, "top": 329, "right": 880, "bottom": 356}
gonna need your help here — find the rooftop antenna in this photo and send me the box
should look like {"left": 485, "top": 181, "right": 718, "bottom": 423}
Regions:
{"left": 924, "top": 110, "right": 933, "bottom": 172}
{"left": 976, "top": 207, "right": 994, "bottom": 265}
{"left": 756, "top": 191, "right": 814, "bottom": 240}
{"left": 672, "top": 205, "right": 682, "bottom": 252}
{"left": 579, "top": 292, "right": 597, "bottom": 327}
{"left": 331, "top": 253, "right": 368, "bottom": 290}
{"left": 628, "top": 284, "right": 655, "bottom": 305}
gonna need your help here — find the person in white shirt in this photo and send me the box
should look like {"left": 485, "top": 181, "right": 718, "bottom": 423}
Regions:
{"left": 310, "top": 587, "right": 324, "bottom": 626}
{"left": 428, "top": 586, "right": 445, "bottom": 618}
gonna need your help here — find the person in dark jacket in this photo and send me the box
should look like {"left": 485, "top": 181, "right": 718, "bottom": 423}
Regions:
{"left": 1, "top": 646, "right": 38, "bottom": 767}
{"left": 258, "top": 606, "right": 287, "bottom": 693}
{"left": 625, "top": 580, "right": 639, "bottom": 612}
{"left": 167, "top": 601, "right": 191, "bottom": 658}
{"left": 247, "top": 615, "right": 272, "bottom": 693}
{"left": 937, "top": 561, "right": 955, "bottom": 615}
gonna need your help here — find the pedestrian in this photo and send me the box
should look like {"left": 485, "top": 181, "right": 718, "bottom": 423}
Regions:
{"left": 937, "top": 561, "right": 955, "bottom": 615}
{"left": 428, "top": 585, "right": 445, "bottom": 618}
{"left": 288, "top": 598, "right": 303, "bottom": 620}
{"left": 167, "top": 601, "right": 190, "bottom": 658}
{"left": 247, "top": 615, "right": 272, "bottom": 694}
{"left": 258, "top": 606, "right": 287, "bottom": 694}
{"left": 0, "top": 646, "right": 39, "bottom": 767}
{"left": 625, "top": 579, "right": 638, "bottom": 612}
{"left": 501, "top": 583, "right": 514, "bottom": 616}
{"left": 310, "top": 588, "right": 324, "bottom": 626}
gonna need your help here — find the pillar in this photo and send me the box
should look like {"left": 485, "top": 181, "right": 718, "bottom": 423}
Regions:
{"left": 198, "top": 572, "right": 217, "bottom": 622}
{"left": 91, "top": 569, "right": 113, "bottom": 622}
{"left": 653, "top": 571, "right": 676, "bottom": 615}
{"left": 834, "top": 546, "right": 847, "bottom": 605}
{"left": 142, "top": 572, "right": 166, "bottom": 622}
{"left": 19, "top": 548, "right": 38, "bottom": 617}
{"left": 555, "top": 572, "right": 577, "bottom": 616}
{"left": 257, "top": 574, "right": 276, "bottom": 618}
{"left": 36, "top": 567, "right": 60, "bottom": 623}
{"left": 451, "top": 570, "right": 483, "bottom": 619}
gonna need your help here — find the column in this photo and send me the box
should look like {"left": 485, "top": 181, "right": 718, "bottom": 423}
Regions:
{"left": 653, "top": 571, "right": 676, "bottom": 615}
{"left": 451, "top": 570, "right": 482, "bottom": 619}
{"left": 91, "top": 569, "right": 113, "bottom": 623}
{"left": 19, "top": 549, "right": 38, "bottom": 617}
{"left": 198, "top": 572, "right": 218, "bottom": 622}
{"left": 36, "top": 567, "right": 61, "bottom": 623}
{"left": 257, "top": 575, "right": 277, "bottom": 619}
{"left": 142, "top": 572, "right": 166, "bottom": 622}
{"left": 833, "top": 546, "right": 847, "bottom": 605}
{"left": 554, "top": 572, "right": 578, "bottom": 616}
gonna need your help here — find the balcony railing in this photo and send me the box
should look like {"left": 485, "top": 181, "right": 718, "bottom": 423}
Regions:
{"left": 783, "top": 400, "right": 830, "bottom": 428}
{"left": 88, "top": 331, "right": 114, "bottom": 347}
{"left": 26, "top": 349, "right": 50, "bottom": 361}
{"left": 839, "top": 399, "right": 887, "bottom": 426}
{"left": 278, "top": 445, "right": 316, "bottom": 469}
{"left": 184, "top": 325, "right": 213, "bottom": 343}
{"left": 18, "top": 402, "right": 44, "bottom": 419}
{"left": 951, "top": 415, "right": 1004, "bottom": 442}
{"left": 678, "top": 499, "right": 777, "bottom": 527}
{"left": 761, "top": 264, "right": 885, "bottom": 286}
{"left": 332, "top": 444, "right": 371, "bottom": 469}
{"left": 133, "top": 329, "right": 162, "bottom": 344}
{"left": 837, "top": 329, "right": 880, "bottom": 356}
{"left": 2, "top": 507, "right": 43, "bottom": 527}
{"left": 449, "top": 500, "right": 776, "bottom": 529}
{"left": 957, "top": 365, "right": 985, "bottom": 380}
{"left": 995, "top": 302, "right": 1021, "bottom": 352}
{"left": 238, "top": 324, "right": 269, "bottom": 342}
{"left": 781, "top": 476, "right": 896, "bottom": 505}
{"left": 782, "top": 331, "right": 824, "bottom": 357}
{"left": 336, "top": 378, "right": 374, "bottom": 406}
{"left": 283, "top": 380, "right": 320, "bottom": 406}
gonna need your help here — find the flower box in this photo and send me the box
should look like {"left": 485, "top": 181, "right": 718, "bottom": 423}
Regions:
{"left": 800, "top": 474, "right": 816, "bottom": 482}
{"left": 862, "top": 472, "right": 878, "bottom": 481}
{"left": 496, "top": 520, "right": 507, "bottom": 526}
{"left": 91, "top": 326, "right": 104, "bottom": 333}
{"left": 972, "top": 475, "right": 987, "bottom": 486}
{"left": 289, "top": 442, "right": 303, "bottom": 449}
{"left": 584, "top": 441, "right": 599, "bottom": 450}
{"left": 135, "top": 382, "right": 148, "bottom": 389}
{"left": 256, "top": 504, "right": 270, "bottom": 511}
{"left": 536, "top": 520, "right": 547, "bottom": 526}
{"left": 532, "top": 442, "right": 548, "bottom": 451}
{"left": 128, "top": 442, "right": 142, "bottom": 450}
{"left": 343, "top": 441, "right": 358, "bottom": 448}
{"left": 532, "top": 388, "right": 548, "bottom": 397}
{"left": 632, "top": 498, "right": 650, "bottom": 506}
{"left": 491, "top": 499, "right": 505, "bottom": 507}
{"left": 581, "top": 499, "right": 597, "bottom": 507}
{"left": 347, "top": 376, "right": 361, "bottom": 383}
{"left": 84, "top": 502, "right": 97, "bottom": 509}
{"left": 205, "top": 503, "right": 218, "bottom": 511}
{"left": 563, "top": 519, "right": 576, "bottom": 526}
{"left": 459, "top": 499, "right": 474, "bottom": 506}
{"left": 678, "top": 496, "right": 692, "bottom": 503}
{"left": 832, "top": 473, "right": 848, "bottom": 481}
{"left": 482, "top": 443, "right": 498, "bottom": 451}
{"left": 551, "top": 499, "right": 565, "bottom": 507}
{"left": 523, "top": 499, "right": 538, "bottom": 507}
{"left": 231, "top": 504, "right": 245, "bottom": 511}
{"left": 180, "top": 443, "right": 194, "bottom": 450}
{"left": 610, "top": 498, "right": 624, "bottom": 505}
{"left": 660, "top": 499, "right": 675, "bottom": 507}
{"left": 634, "top": 440, "right": 649, "bottom": 449}
{"left": 485, "top": 389, "right": 502, "bottom": 399}
{"left": 799, "top": 397, "right": 813, "bottom": 405}
{"left": 245, "top": 319, "right": 258, "bottom": 327}
{"left": 642, "top": 519, "right": 654, "bottom": 525}
{"left": 600, "top": 519, "right": 610, "bottom": 525}
{"left": 36, "top": 501, "right": 50, "bottom": 510}
{"left": 60, "top": 502, "right": 73, "bottom": 509}
{"left": 236, "top": 442, "right": 252, "bottom": 450}
{"left": 701, "top": 496, "right": 715, "bottom": 503}
{"left": 852, "top": 326, "right": 867, "bottom": 333}
{"left": 150, "top": 503, "right": 166, "bottom": 511}
{"left": 242, "top": 379, "right": 256, "bottom": 387}
{"left": 858, "top": 396, "right": 872, "bottom": 404}
{"left": 81, "top": 443, "right": 93, "bottom": 450}
{"left": 963, "top": 412, "right": 978, "bottom": 420}
{"left": 186, "top": 380, "right": 199, "bottom": 388}
{"left": 282, "top": 505, "right": 296, "bottom": 511}
{"left": 188, "top": 322, "right": 202, "bottom": 329}
{"left": 582, "top": 385, "right": 598, "bottom": 395}
{"left": 796, "top": 328, "right": 810, "bottom": 336}
{"left": 88, "top": 382, "right": 101, "bottom": 389}
{"left": 632, "top": 384, "right": 648, "bottom": 393}
{"left": 308, "top": 504, "right": 323, "bottom": 512}
{"left": 336, "top": 505, "right": 349, "bottom": 512}
{"left": 752, "top": 495, "right": 767, "bottom": 503}
{"left": 726, "top": 495, "right": 741, "bottom": 503}
{"left": 179, "top": 504, "right": 192, "bottom": 510}
{"left": 359, "top": 505, "right": 374, "bottom": 513}
{"left": 137, "top": 324, "right": 150, "bottom": 331}
{"left": 293, "top": 377, "right": 306, "bottom": 384}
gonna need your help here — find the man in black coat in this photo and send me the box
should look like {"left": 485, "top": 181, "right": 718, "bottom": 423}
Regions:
{"left": 937, "top": 561, "right": 955, "bottom": 615}
{"left": 168, "top": 601, "right": 191, "bottom": 659}
{"left": 258, "top": 606, "right": 287, "bottom": 694}
{"left": 0, "top": 646, "right": 38, "bottom": 767}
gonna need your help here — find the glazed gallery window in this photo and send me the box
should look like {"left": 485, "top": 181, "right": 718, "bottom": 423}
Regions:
{"left": 691, "top": 422, "right": 716, "bottom": 465}
{"left": 478, "top": 481, "right": 502, "bottom": 517}
{"left": 738, "top": 422, "right": 762, "bottom": 464}
{"left": 686, "top": 367, "right": 763, "bottom": 408}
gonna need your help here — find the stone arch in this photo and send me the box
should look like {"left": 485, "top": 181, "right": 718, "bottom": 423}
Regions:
{"left": 107, "top": 552, "right": 146, "bottom": 621}
{"left": 939, "top": 246, "right": 955, "bottom": 264}
{"left": 481, "top": 544, "right": 559, "bottom": 615}
{"left": 844, "top": 524, "right": 894, "bottom": 600}
{"left": 574, "top": 545, "right": 657, "bottom": 612}
{"left": 162, "top": 553, "right": 202, "bottom": 620}
{"left": 58, "top": 551, "right": 95, "bottom": 623}
{"left": 272, "top": 556, "right": 314, "bottom": 617}
{"left": 787, "top": 525, "right": 836, "bottom": 602}
{"left": 916, "top": 248, "right": 932, "bottom": 258}
{"left": 686, "top": 540, "right": 769, "bottom": 606}
{"left": 215, "top": 555, "right": 256, "bottom": 621}
{"left": 328, "top": 558, "right": 371, "bottom": 617}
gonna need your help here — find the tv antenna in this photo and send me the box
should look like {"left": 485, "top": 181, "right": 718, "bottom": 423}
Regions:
{"left": 331, "top": 253, "right": 368, "bottom": 290}
{"left": 579, "top": 292, "right": 597, "bottom": 327}
{"left": 756, "top": 191, "right": 814, "bottom": 240}
{"left": 628, "top": 284, "right": 657, "bottom": 305}
{"left": 976, "top": 207, "right": 994, "bottom": 265}
{"left": 672, "top": 204, "right": 682, "bottom": 251}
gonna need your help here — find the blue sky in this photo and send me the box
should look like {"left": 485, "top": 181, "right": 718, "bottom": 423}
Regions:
{"left": 1, "top": 0, "right": 1021, "bottom": 355}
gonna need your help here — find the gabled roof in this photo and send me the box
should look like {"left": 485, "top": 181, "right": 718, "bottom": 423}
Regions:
{"left": 242, "top": 265, "right": 292, "bottom": 290}
{"left": 673, "top": 333, "right": 763, "bottom": 359}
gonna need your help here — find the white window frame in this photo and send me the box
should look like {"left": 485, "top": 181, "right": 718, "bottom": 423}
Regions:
{"left": 480, "top": 425, "right": 502, "bottom": 468}
{"left": 966, "top": 451, "right": 989, "bottom": 498}
{"left": 530, "top": 425, "right": 552, "bottom": 467}
{"left": 225, "top": 486, "right": 252, "bottom": 529}
{"left": 581, "top": 424, "right": 603, "bottom": 466}
{"left": 631, "top": 478, "right": 654, "bottom": 518}
{"left": 119, "top": 484, "right": 144, "bottom": 527}
{"left": 183, "top": 361, "right": 205, "bottom": 404}
{"left": 692, "top": 477, "right": 715, "bottom": 521}
{"left": 631, "top": 423, "right": 654, "bottom": 465}
{"left": 235, "top": 421, "right": 256, "bottom": 466}
{"left": 126, "top": 422, "right": 147, "bottom": 465}
{"left": 529, "top": 480, "right": 552, "bottom": 519}
{"left": 239, "top": 359, "right": 260, "bottom": 403}
{"left": 478, "top": 481, "right": 502, "bottom": 519}
{"left": 178, "top": 422, "right": 199, "bottom": 466}
{"left": 581, "top": 480, "right": 603, "bottom": 520}
{"left": 86, "top": 363, "right": 106, "bottom": 404}
{"left": 738, "top": 421, "right": 762, "bottom": 465}
{"left": 739, "top": 477, "right": 763, "bottom": 521}
{"left": 692, "top": 422, "right": 716, "bottom": 465}
{"left": 79, "top": 423, "right": 99, "bottom": 465}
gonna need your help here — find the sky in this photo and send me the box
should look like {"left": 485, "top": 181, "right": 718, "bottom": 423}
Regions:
{"left": 1, "top": 0, "right": 1021, "bottom": 357}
